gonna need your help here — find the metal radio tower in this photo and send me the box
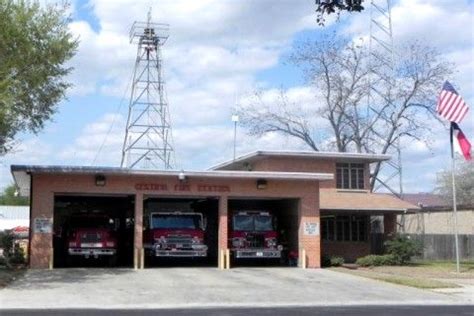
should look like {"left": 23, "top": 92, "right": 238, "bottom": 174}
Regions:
{"left": 368, "top": 0, "right": 403, "bottom": 197}
{"left": 121, "top": 10, "right": 175, "bottom": 169}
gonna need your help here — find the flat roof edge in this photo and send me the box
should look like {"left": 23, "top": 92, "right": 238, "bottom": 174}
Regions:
{"left": 320, "top": 207, "right": 414, "bottom": 212}
{"left": 10, "top": 165, "right": 333, "bottom": 181}
{"left": 209, "top": 150, "right": 391, "bottom": 170}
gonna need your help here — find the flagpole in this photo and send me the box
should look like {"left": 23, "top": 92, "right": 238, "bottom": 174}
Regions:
{"left": 450, "top": 123, "right": 461, "bottom": 273}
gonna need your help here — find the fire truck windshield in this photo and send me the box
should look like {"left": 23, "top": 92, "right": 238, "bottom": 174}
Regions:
{"left": 234, "top": 214, "right": 273, "bottom": 231}
{"left": 151, "top": 214, "right": 201, "bottom": 229}
{"left": 70, "top": 216, "right": 111, "bottom": 229}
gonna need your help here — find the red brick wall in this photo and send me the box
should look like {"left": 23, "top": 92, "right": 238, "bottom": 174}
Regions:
{"left": 30, "top": 174, "right": 54, "bottom": 269}
{"left": 134, "top": 193, "right": 143, "bottom": 268}
{"left": 29, "top": 173, "right": 321, "bottom": 269}
{"left": 251, "top": 157, "right": 371, "bottom": 190}
{"left": 218, "top": 196, "right": 228, "bottom": 250}
{"left": 322, "top": 241, "right": 371, "bottom": 262}
{"left": 299, "top": 191, "right": 321, "bottom": 268}
{"left": 252, "top": 157, "right": 336, "bottom": 189}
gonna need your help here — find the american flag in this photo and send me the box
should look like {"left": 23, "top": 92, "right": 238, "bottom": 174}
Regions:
{"left": 436, "top": 81, "right": 469, "bottom": 123}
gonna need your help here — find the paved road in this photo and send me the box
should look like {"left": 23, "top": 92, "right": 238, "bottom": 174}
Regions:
{"left": 1, "top": 268, "right": 469, "bottom": 309}
{"left": 1, "top": 306, "right": 474, "bottom": 316}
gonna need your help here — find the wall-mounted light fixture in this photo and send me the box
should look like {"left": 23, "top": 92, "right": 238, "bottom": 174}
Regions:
{"left": 95, "top": 174, "right": 106, "bottom": 187}
{"left": 256, "top": 179, "right": 267, "bottom": 190}
{"left": 178, "top": 170, "right": 186, "bottom": 182}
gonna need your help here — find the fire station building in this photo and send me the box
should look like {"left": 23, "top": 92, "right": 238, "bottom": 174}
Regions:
{"left": 11, "top": 150, "right": 418, "bottom": 269}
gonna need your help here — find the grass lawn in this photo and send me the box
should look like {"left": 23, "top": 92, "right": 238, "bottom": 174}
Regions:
{"left": 0, "top": 266, "right": 26, "bottom": 288}
{"left": 331, "top": 260, "right": 474, "bottom": 289}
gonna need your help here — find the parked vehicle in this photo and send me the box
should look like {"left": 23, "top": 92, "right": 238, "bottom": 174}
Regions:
{"left": 230, "top": 211, "right": 282, "bottom": 259}
{"left": 144, "top": 212, "right": 208, "bottom": 257}
{"left": 66, "top": 213, "right": 118, "bottom": 264}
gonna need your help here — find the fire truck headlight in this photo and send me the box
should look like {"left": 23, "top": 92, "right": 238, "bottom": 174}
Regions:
{"left": 68, "top": 241, "right": 77, "bottom": 248}
{"left": 106, "top": 241, "right": 115, "bottom": 247}
{"left": 192, "top": 236, "right": 201, "bottom": 244}
{"left": 232, "top": 237, "right": 245, "bottom": 248}
{"left": 266, "top": 238, "right": 277, "bottom": 248}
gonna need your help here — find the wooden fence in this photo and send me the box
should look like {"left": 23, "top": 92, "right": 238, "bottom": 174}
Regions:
{"left": 404, "top": 234, "right": 474, "bottom": 261}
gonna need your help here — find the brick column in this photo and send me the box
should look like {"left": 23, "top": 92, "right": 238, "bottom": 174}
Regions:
{"left": 30, "top": 188, "right": 54, "bottom": 269}
{"left": 299, "top": 193, "right": 321, "bottom": 268}
{"left": 218, "top": 195, "right": 228, "bottom": 269}
{"left": 384, "top": 213, "right": 397, "bottom": 238}
{"left": 134, "top": 192, "right": 144, "bottom": 269}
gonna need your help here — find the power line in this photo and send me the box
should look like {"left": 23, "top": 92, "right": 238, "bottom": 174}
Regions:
{"left": 90, "top": 75, "right": 133, "bottom": 166}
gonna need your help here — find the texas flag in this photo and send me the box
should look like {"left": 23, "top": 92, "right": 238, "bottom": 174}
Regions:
{"left": 451, "top": 122, "right": 472, "bottom": 160}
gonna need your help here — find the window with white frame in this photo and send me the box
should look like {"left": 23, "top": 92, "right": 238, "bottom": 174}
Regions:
{"left": 336, "top": 163, "right": 365, "bottom": 189}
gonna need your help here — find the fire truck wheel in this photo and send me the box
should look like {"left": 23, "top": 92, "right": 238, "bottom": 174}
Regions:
{"left": 108, "top": 256, "right": 118, "bottom": 266}
{"left": 65, "top": 256, "right": 74, "bottom": 267}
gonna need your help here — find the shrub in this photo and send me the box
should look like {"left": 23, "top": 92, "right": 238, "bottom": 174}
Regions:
{"left": 385, "top": 235, "right": 422, "bottom": 265}
{"left": 0, "top": 231, "right": 14, "bottom": 256}
{"left": 9, "top": 246, "right": 25, "bottom": 265}
{"left": 330, "top": 256, "right": 344, "bottom": 267}
{"left": 0, "top": 231, "right": 26, "bottom": 267}
{"left": 321, "top": 255, "right": 331, "bottom": 267}
{"left": 321, "top": 255, "right": 345, "bottom": 267}
{"left": 356, "top": 254, "right": 398, "bottom": 267}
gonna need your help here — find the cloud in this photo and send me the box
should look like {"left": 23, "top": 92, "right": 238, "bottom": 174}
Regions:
{"left": 0, "top": 139, "right": 53, "bottom": 189}
{"left": 2, "top": 0, "right": 472, "bottom": 195}
{"left": 59, "top": 113, "right": 125, "bottom": 166}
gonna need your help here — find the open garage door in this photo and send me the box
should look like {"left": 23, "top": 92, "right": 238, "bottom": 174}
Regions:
{"left": 53, "top": 195, "right": 135, "bottom": 268}
{"left": 228, "top": 198, "right": 299, "bottom": 267}
{"left": 143, "top": 197, "right": 218, "bottom": 267}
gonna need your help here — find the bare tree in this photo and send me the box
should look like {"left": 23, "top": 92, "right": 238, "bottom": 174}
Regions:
{"left": 435, "top": 159, "right": 474, "bottom": 207}
{"left": 237, "top": 36, "right": 452, "bottom": 190}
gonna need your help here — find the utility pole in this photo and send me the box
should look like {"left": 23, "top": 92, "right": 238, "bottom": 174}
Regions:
{"left": 121, "top": 9, "right": 175, "bottom": 169}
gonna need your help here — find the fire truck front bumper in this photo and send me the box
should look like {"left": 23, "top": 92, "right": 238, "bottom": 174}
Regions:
{"left": 234, "top": 248, "right": 282, "bottom": 259}
{"left": 154, "top": 250, "right": 208, "bottom": 257}
{"left": 68, "top": 248, "right": 116, "bottom": 257}
{"left": 153, "top": 244, "right": 208, "bottom": 257}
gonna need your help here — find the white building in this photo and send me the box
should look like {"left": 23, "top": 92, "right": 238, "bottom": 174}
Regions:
{"left": 0, "top": 205, "right": 29, "bottom": 231}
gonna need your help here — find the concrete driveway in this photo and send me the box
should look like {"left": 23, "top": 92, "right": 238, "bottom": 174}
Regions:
{"left": 0, "top": 268, "right": 471, "bottom": 309}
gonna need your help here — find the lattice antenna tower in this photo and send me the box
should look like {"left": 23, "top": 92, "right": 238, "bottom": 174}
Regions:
{"left": 368, "top": 0, "right": 403, "bottom": 197}
{"left": 121, "top": 9, "right": 175, "bottom": 169}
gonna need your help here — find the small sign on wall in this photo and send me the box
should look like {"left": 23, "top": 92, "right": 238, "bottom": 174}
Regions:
{"left": 34, "top": 217, "right": 52, "bottom": 234}
{"left": 303, "top": 222, "right": 319, "bottom": 236}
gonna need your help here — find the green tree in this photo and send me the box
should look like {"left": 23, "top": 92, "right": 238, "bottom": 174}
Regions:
{"left": 0, "top": 0, "right": 78, "bottom": 155}
{"left": 0, "top": 184, "right": 29, "bottom": 205}
{"left": 435, "top": 159, "right": 474, "bottom": 207}
{"left": 315, "top": 0, "right": 364, "bottom": 25}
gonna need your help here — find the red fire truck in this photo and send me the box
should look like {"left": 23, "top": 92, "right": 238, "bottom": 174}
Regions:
{"left": 144, "top": 212, "right": 208, "bottom": 257}
{"left": 230, "top": 211, "right": 282, "bottom": 259}
{"left": 66, "top": 213, "right": 118, "bottom": 264}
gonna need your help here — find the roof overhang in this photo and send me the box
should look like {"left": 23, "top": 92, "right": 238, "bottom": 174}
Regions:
{"left": 11, "top": 165, "right": 333, "bottom": 197}
{"left": 210, "top": 150, "right": 391, "bottom": 171}
{"left": 319, "top": 189, "right": 420, "bottom": 214}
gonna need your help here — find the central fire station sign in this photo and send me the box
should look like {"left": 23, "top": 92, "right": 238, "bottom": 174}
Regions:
{"left": 303, "top": 222, "right": 319, "bottom": 236}
{"left": 135, "top": 183, "right": 230, "bottom": 193}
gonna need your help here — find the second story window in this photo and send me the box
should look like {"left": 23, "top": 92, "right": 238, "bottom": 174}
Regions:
{"left": 336, "top": 163, "right": 365, "bottom": 189}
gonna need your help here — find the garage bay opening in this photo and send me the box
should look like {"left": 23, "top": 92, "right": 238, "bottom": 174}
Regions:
{"left": 143, "top": 197, "right": 218, "bottom": 267}
{"left": 228, "top": 198, "right": 299, "bottom": 267}
{"left": 53, "top": 195, "right": 135, "bottom": 268}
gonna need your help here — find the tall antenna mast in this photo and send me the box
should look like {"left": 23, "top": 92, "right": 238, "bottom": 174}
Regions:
{"left": 121, "top": 8, "right": 175, "bottom": 169}
{"left": 368, "top": 0, "right": 403, "bottom": 197}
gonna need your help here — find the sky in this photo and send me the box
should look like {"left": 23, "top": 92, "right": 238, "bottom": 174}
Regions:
{"left": 0, "top": 0, "right": 473, "bottom": 194}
